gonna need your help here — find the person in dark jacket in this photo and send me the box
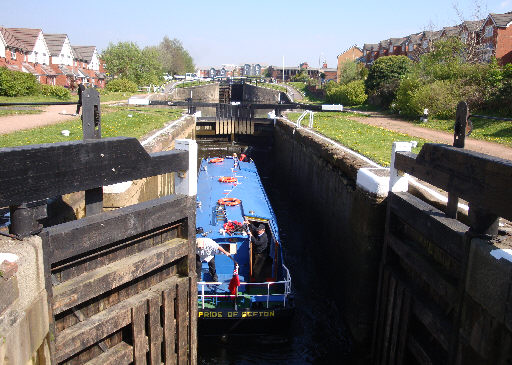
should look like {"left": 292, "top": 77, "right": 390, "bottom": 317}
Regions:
{"left": 75, "top": 80, "right": 85, "bottom": 115}
{"left": 244, "top": 220, "right": 268, "bottom": 282}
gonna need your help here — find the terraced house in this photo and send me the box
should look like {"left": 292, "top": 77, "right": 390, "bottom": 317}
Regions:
{"left": 358, "top": 11, "right": 512, "bottom": 66}
{"left": 0, "top": 27, "right": 105, "bottom": 88}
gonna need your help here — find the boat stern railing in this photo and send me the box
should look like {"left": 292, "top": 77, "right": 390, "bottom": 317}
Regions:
{"left": 198, "top": 268, "right": 292, "bottom": 310}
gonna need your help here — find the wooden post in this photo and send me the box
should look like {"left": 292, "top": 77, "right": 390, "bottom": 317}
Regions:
{"left": 82, "top": 88, "right": 103, "bottom": 216}
{"left": 447, "top": 101, "right": 470, "bottom": 218}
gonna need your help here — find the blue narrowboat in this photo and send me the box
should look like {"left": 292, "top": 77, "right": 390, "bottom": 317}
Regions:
{"left": 196, "top": 154, "right": 293, "bottom": 333}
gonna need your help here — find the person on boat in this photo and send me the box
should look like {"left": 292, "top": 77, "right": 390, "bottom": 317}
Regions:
{"left": 196, "top": 237, "right": 231, "bottom": 282}
{"left": 244, "top": 220, "right": 268, "bottom": 282}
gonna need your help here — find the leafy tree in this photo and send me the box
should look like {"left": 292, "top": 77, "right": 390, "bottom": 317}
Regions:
{"left": 157, "top": 36, "right": 195, "bottom": 76}
{"left": 291, "top": 70, "right": 310, "bottom": 82}
{"left": 365, "top": 56, "right": 412, "bottom": 94}
{"left": 101, "top": 42, "right": 163, "bottom": 86}
{"left": 338, "top": 60, "right": 367, "bottom": 85}
{"left": 326, "top": 80, "right": 367, "bottom": 105}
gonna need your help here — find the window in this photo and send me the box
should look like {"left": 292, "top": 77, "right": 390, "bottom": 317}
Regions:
{"left": 363, "top": 50, "right": 366, "bottom": 56}
{"left": 485, "top": 25, "right": 493, "bottom": 38}
{"left": 408, "top": 43, "right": 414, "bottom": 52}
{"left": 389, "top": 46, "right": 393, "bottom": 54}
{"left": 10, "top": 50, "right": 16, "bottom": 60}
{"left": 422, "top": 40, "right": 428, "bottom": 48}
{"left": 461, "top": 32, "right": 468, "bottom": 43}
{"left": 402, "top": 44, "right": 405, "bottom": 52}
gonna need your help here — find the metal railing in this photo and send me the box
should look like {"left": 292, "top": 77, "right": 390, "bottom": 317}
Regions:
{"left": 198, "top": 265, "right": 292, "bottom": 310}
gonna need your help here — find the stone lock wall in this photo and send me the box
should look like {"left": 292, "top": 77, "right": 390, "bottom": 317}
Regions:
{"left": 0, "top": 236, "right": 50, "bottom": 365}
{"left": 272, "top": 119, "right": 387, "bottom": 348}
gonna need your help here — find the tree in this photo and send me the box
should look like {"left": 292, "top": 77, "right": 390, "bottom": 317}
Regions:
{"left": 338, "top": 60, "right": 367, "bottom": 85}
{"left": 365, "top": 56, "right": 412, "bottom": 93}
{"left": 157, "top": 36, "right": 195, "bottom": 76}
{"left": 101, "top": 42, "right": 163, "bottom": 86}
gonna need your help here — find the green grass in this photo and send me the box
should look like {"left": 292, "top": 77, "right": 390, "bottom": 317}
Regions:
{"left": 288, "top": 112, "right": 427, "bottom": 166}
{"left": 253, "top": 82, "right": 287, "bottom": 93}
{"left": 0, "top": 94, "right": 78, "bottom": 103}
{"left": 286, "top": 82, "right": 325, "bottom": 104}
{"left": 403, "top": 116, "right": 512, "bottom": 148}
{"left": 0, "top": 91, "right": 139, "bottom": 105}
{"left": 0, "top": 106, "right": 183, "bottom": 148}
{"left": 0, "top": 108, "right": 43, "bottom": 117}
{"left": 97, "top": 91, "right": 141, "bottom": 103}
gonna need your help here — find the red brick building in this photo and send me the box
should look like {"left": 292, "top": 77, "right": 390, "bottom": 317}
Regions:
{"left": 479, "top": 12, "right": 512, "bottom": 64}
{"left": 358, "top": 11, "right": 512, "bottom": 66}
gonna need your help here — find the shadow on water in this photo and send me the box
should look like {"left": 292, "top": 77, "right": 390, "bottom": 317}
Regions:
{"left": 197, "top": 139, "right": 356, "bottom": 364}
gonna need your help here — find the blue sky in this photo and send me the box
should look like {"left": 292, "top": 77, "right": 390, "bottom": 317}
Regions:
{"left": 1, "top": 0, "right": 511, "bottom": 69}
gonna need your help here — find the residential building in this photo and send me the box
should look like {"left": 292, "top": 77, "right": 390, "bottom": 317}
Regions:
{"left": 479, "top": 12, "right": 512, "bottom": 64}
{"left": 0, "top": 26, "right": 104, "bottom": 88}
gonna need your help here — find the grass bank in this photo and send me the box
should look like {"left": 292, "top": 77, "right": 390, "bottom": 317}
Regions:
{"left": 287, "top": 111, "right": 426, "bottom": 166}
{"left": 0, "top": 106, "right": 183, "bottom": 148}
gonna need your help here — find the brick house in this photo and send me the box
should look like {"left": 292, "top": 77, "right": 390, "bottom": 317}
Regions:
{"left": 72, "top": 46, "right": 105, "bottom": 87}
{"left": 441, "top": 25, "right": 460, "bottom": 39}
{"left": 2, "top": 28, "right": 57, "bottom": 84}
{"left": 388, "top": 38, "right": 407, "bottom": 56}
{"left": 337, "top": 45, "right": 363, "bottom": 81}
{"left": 362, "top": 43, "right": 379, "bottom": 64}
{"left": 44, "top": 33, "right": 75, "bottom": 87}
{"left": 479, "top": 12, "right": 512, "bottom": 64}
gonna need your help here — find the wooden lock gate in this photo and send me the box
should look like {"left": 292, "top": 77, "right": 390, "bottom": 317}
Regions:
{"left": 0, "top": 132, "right": 198, "bottom": 363}
{"left": 372, "top": 135, "right": 512, "bottom": 365}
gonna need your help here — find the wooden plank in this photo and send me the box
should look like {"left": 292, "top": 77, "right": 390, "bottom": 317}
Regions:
{"left": 176, "top": 280, "right": 188, "bottom": 365}
{"left": 44, "top": 194, "right": 193, "bottom": 263}
{"left": 54, "top": 276, "right": 182, "bottom": 363}
{"left": 389, "top": 281, "right": 404, "bottom": 364}
{"left": 394, "top": 144, "right": 512, "bottom": 221}
{"left": 374, "top": 268, "right": 391, "bottom": 364}
{"left": 396, "top": 287, "right": 412, "bottom": 365}
{"left": 53, "top": 238, "right": 188, "bottom": 314}
{"left": 381, "top": 274, "right": 397, "bottom": 364}
{"left": 132, "top": 302, "right": 147, "bottom": 365}
{"left": 390, "top": 192, "right": 467, "bottom": 263}
{"left": 387, "top": 233, "right": 458, "bottom": 304}
{"left": 189, "top": 276, "right": 198, "bottom": 365}
{"left": 84, "top": 342, "right": 133, "bottom": 365}
{"left": 412, "top": 297, "right": 451, "bottom": 350}
{"left": 163, "top": 286, "right": 177, "bottom": 364}
{"left": 0, "top": 137, "right": 188, "bottom": 206}
{"left": 407, "top": 336, "right": 433, "bottom": 365}
{"left": 148, "top": 293, "right": 163, "bottom": 365}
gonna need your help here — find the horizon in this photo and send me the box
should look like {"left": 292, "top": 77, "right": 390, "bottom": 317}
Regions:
{"left": 1, "top": 0, "right": 510, "bottom": 69}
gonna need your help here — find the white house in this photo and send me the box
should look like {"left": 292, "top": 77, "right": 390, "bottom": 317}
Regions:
{"left": 73, "top": 46, "right": 100, "bottom": 71}
{"left": 0, "top": 31, "right": 6, "bottom": 59}
{"left": 44, "top": 34, "right": 74, "bottom": 66}
{"left": 5, "top": 28, "right": 50, "bottom": 65}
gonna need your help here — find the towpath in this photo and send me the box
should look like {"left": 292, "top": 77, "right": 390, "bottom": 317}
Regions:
{"left": 346, "top": 110, "right": 512, "bottom": 161}
{"left": 0, "top": 99, "right": 133, "bottom": 135}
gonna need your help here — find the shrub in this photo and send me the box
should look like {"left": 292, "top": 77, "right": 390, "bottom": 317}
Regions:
{"left": 365, "top": 56, "right": 412, "bottom": 95}
{"left": 0, "top": 67, "right": 39, "bottom": 96}
{"left": 338, "top": 60, "right": 367, "bottom": 85}
{"left": 411, "top": 80, "right": 462, "bottom": 119}
{"left": 291, "top": 70, "right": 310, "bottom": 82}
{"left": 326, "top": 80, "right": 367, "bottom": 105}
{"left": 105, "top": 78, "right": 138, "bottom": 93}
{"left": 393, "top": 77, "right": 423, "bottom": 117}
{"left": 39, "top": 84, "right": 71, "bottom": 99}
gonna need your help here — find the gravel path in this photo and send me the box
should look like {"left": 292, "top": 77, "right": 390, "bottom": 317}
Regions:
{"left": 347, "top": 111, "right": 512, "bottom": 161}
{"left": 0, "top": 104, "right": 79, "bottom": 135}
{"left": 0, "top": 99, "right": 132, "bottom": 135}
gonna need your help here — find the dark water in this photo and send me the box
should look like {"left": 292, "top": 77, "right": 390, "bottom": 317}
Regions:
{"left": 197, "top": 139, "right": 355, "bottom": 364}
